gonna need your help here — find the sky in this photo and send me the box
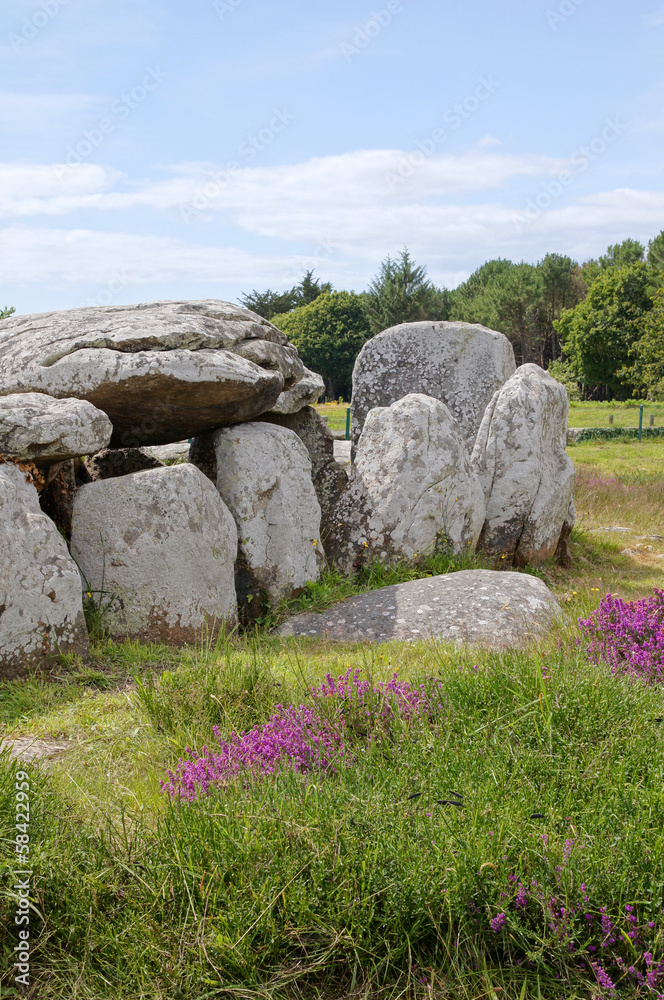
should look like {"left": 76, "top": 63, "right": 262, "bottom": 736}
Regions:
{"left": 1, "top": 0, "right": 663, "bottom": 315}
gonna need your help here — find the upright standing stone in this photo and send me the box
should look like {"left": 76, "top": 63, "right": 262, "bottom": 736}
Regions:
{"left": 351, "top": 320, "right": 515, "bottom": 456}
{"left": 190, "top": 422, "right": 324, "bottom": 617}
{"left": 259, "top": 406, "right": 348, "bottom": 545}
{"left": 471, "top": 364, "right": 575, "bottom": 565}
{"left": 0, "top": 464, "right": 88, "bottom": 677}
{"left": 70, "top": 464, "right": 238, "bottom": 643}
{"left": 326, "top": 394, "right": 486, "bottom": 576}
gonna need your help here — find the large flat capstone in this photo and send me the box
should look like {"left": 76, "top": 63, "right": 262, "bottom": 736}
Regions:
{"left": 278, "top": 570, "right": 561, "bottom": 646}
{"left": 0, "top": 300, "right": 316, "bottom": 447}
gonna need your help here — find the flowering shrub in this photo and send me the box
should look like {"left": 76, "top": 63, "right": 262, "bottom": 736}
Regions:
{"left": 162, "top": 669, "right": 446, "bottom": 800}
{"left": 579, "top": 589, "right": 664, "bottom": 683}
{"left": 489, "top": 872, "right": 664, "bottom": 996}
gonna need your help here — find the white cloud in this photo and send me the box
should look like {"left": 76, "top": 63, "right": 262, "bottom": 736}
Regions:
{"left": 0, "top": 148, "right": 564, "bottom": 222}
{"left": 0, "top": 225, "right": 352, "bottom": 297}
{"left": 2, "top": 184, "right": 663, "bottom": 304}
{"left": 0, "top": 150, "right": 662, "bottom": 308}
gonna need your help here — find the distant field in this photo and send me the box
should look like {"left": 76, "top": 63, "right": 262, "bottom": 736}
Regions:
{"left": 316, "top": 399, "right": 664, "bottom": 433}
{"left": 569, "top": 400, "right": 664, "bottom": 428}
{"left": 314, "top": 401, "right": 349, "bottom": 433}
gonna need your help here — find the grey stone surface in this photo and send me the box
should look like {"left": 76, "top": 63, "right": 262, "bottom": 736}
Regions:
{"left": 0, "top": 300, "right": 310, "bottom": 447}
{"left": 190, "top": 422, "right": 324, "bottom": 617}
{"left": 0, "top": 463, "right": 88, "bottom": 677}
{"left": 259, "top": 406, "right": 348, "bottom": 544}
{"left": 278, "top": 569, "right": 562, "bottom": 646}
{"left": 351, "top": 320, "right": 516, "bottom": 455}
{"left": 333, "top": 440, "right": 351, "bottom": 464}
{"left": 70, "top": 464, "right": 238, "bottom": 643}
{"left": 326, "top": 394, "right": 485, "bottom": 576}
{"left": 146, "top": 441, "right": 190, "bottom": 464}
{"left": 270, "top": 367, "right": 325, "bottom": 414}
{"left": 0, "top": 392, "right": 112, "bottom": 465}
{"left": 83, "top": 447, "right": 164, "bottom": 481}
{"left": 0, "top": 736, "right": 71, "bottom": 763}
{"left": 471, "top": 364, "right": 576, "bottom": 566}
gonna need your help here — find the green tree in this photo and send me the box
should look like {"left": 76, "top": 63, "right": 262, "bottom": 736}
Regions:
{"left": 240, "top": 270, "right": 332, "bottom": 320}
{"left": 0, "top": 305, "right": 15, "bottom": 321}
{"left": 599, "top": 238, "right": 645, "bottom": 270}
{"left": 487, "top": 262, "right": 545, "bottom": 365}
{"left": 364, "top": 248, "right": 448, "bottom": 334}
{"left": 625, "top": 288, "right": 664, "bottom": 398}
{"left": 448, "top": 258, "right": 512, "bottom": 329}
{"left": 647, "top": 230, "right": 664, "bottom": 289}
{"left": 579, "top": 238, "right": 646, "bottom": 289}
{"left": 293, "top": 269, "right": 333, "bottom": 306}
{"left": 239, "top": 288, "right": 296, "bottom": 319}
{"left": 555, "top": 261, "right": 653, "bottom": 398}
{"left": 538, "top": 252, "right": 583, "bottom": 360}
{"left": 272, "top": 291, "right": 372, "bottom": 400}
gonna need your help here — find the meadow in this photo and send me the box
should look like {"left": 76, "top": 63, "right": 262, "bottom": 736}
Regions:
{"left": 0, "top": 437, "right": 663, "bottom": 1000}
{"left": 315, "top": 400, "right": 664, "bottom": 434}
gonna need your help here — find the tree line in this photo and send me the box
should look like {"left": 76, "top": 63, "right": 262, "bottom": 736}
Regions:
{"left": 241, "top": 232, "right": 664, "bottom": 401}
{"left": 3, "top": 232, "right": 663, "bottom": 402}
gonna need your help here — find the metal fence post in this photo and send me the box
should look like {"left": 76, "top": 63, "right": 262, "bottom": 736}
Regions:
{"left": 639, "top": 405, "right": 644, "bottom": 441}
{"left": 345, "top": 407, "right": 351, "bottom": 441}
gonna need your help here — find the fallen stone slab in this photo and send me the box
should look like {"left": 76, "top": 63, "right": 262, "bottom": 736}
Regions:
{"left": 0, "top": 392, "right": 112, "bottom": 465}
{"left": 0, "top": 736, "right": 71, "bottom": 764}
{"left": 278, "top": 569, "right": 561, "bottom": 646}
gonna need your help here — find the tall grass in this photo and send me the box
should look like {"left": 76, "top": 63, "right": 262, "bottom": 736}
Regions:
{"left": 3, "top": 642, "right": 664, "bottom": 998}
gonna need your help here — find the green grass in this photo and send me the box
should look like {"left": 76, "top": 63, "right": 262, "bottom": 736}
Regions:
{"left": 1, "top": 439, "right": 664, "bottom": 999}
{"left": 316, "top": 400, "right": 664, "bottom": 433}
{"left": 2, "top": 640, "right": 664, "bottom": 998}
{"left": 314, "top": 402, "right": 349, "bottom": 433}
{"left": 568, "top": 400, "right": 664, "bottom": 429}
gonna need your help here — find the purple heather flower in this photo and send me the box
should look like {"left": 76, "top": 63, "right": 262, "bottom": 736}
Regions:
{"left": 490, "top": 913, "right": 506, "bottom": 932}
{"left": 579, "top": 589, "right": 664, "bottom": 684}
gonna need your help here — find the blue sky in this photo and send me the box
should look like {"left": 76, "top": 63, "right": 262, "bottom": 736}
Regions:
{"left": 1, "top": 0, "right": 663, "bottom": 315}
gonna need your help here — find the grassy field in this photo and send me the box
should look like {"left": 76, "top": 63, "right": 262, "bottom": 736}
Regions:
{"left": 1, "top": 439, "right": 663, "bottom": 999}
{"left": 314, "top": 400, "right": 664, "bottom": 433}
{"left": 568, "top": 400, "right": 664, "bottom": 429}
